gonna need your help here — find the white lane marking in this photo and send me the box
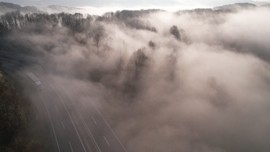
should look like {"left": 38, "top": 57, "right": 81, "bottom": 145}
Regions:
{"left": 43, "top": 80, "right": 88, "bottom": 152}
{"left": 57, "top": 95, "right": 88, "bottom": 152}
{"left": 103, "top": 136, "right": 110, "bottom": 146}
{"left": 61, "top": 121, "right": 66, "bottom": 130}
{"left": 79, "top": 113, "right": 102, "bottom": 152}
{"left": 69, "top": 142, "right": 74, "bottom": 152}
{"left": 91, "top": 116, "right": 97, "bottom": 125}
{"left": 45, "top": 80, "right": 89, "bottom": 152}
{"left": 40, "top": 94, "right": 61, "bottom": 152}
{"left": 86, "top": 142, "right": 92, "bottom": 152}
{"left": 66, "top": 101, "right": 71, "bottom": 110}
{"left": 93, "top": 105, "right": 128, "bottom": 152}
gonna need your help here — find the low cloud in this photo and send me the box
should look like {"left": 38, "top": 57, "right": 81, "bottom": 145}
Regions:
{"left": 1, "top": 5, "right": 270, "bottom": 152}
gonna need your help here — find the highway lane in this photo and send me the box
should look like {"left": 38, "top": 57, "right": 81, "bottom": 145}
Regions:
{"left": 37, "top": 82, "right": 91, "bottom": 152}
{"left": 0, "top": 50, "right": 128, "bottom": 152}
{"left": 0, "top": 51, "right": 59, "bottom": 151}
{"left": 41, "top": 75, "right": 128, "bottom": 152}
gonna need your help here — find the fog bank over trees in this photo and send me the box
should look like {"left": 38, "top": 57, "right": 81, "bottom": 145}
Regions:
{"left": 1, "top": 3, "right": 270, "bottom": 152}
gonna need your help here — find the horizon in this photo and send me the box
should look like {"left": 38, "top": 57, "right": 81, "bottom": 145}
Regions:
{"left": 1, "top": 0, "right": 270, "bottom": 15}
{"left": 2, "top": 0, "right": 269, "bottom": 8}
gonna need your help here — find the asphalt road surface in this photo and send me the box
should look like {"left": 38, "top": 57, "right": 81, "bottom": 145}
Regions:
{"left": 0, "top": 50, "right": 128, "bottom": 152}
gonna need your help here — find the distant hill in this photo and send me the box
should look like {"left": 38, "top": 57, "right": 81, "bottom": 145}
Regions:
{"left": 40, "top": 5, "right": 83, "bottom": 14}
{"left": 177, "top": 3, "right": 259, "bottom": 15}
{"left": 262, "top": 4, "right": 270, "bottom": 8}
{"left": 0, "top": 2, "right": 20, "bottom": 15}
{"left": 0, "top": 2, "right": 20, "bottom": 9}
{"left": 0, "top": 2, "right": 41, "bottom": 15}
{"left": 0, "top": 2, "right": 90, "bottom": 15}
{"left": 0, "top": 1, "right": 269, "bottom": 16}
{"left": 213, "top": 3, "right": 257, "bottom": 12}
{"left": 114, "top": 9, "right": 164, "bottom": 19}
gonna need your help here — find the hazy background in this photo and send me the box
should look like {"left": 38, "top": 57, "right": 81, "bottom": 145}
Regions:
{"left": 1, "top": 2, "right": 270, "bottom": 152}
{"left": 5, "top": 0, "right": 268, "bottom": 8}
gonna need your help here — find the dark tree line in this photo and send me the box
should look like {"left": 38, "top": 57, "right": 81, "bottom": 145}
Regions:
{"left": 0, "top": 9, "right": 161, "bottom": 38}
{"left": 0, "top": 71, "right": 33, "bottom": 152}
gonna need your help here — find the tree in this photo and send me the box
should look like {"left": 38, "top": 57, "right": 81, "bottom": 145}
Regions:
{"left": 148, "top": 41, "right": 156, "bottom": 49}
{"left": 170, "top": 25, "right": 181, "bottom": 41}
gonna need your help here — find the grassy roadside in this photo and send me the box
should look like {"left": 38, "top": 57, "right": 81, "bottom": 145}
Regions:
{"left": 0, "top": 70, "right": 40, "bottom": 152}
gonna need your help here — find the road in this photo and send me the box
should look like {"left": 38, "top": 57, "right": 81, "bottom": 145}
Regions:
{"left": 0, "top": 50, "right": 128, "bottom": 152}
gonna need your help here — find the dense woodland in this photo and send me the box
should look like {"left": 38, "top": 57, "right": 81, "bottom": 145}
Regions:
{"left": 0, "top": 71, "right": 31, "bottom": 152}
{"left": 1, "top": 3, "right": 270, "bottom": 152}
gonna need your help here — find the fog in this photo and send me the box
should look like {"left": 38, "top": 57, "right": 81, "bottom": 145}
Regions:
{"left": 1, "top": 5, "right": 270, "bottom": 152}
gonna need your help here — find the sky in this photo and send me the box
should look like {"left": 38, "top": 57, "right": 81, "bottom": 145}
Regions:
{"left": 5, "top": 0, "right": 268, "bottom": 8}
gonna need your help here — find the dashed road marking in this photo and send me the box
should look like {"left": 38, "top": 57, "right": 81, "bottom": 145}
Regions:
{"left": 69, "top": 142, "right": 74, "bottom": 152}
{"left": 40, "top": 94, "right": 61, "bottom": 152}
{"left": 61, "top": 121, "right": 66, "bottom": 130}
{"left": 91, "top": 116, "right": 97, "bottom": 125}
{"left": 103, "top": 136, "right": 110, "bottom": 146}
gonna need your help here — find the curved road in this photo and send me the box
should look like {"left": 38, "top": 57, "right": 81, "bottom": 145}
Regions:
{"left": 0, "top": 49, "right": 128, "bottom": 152}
